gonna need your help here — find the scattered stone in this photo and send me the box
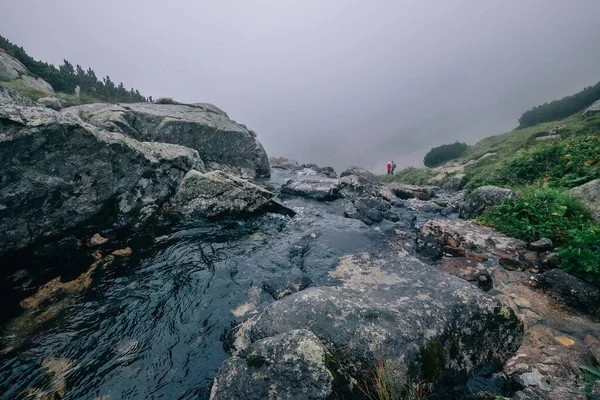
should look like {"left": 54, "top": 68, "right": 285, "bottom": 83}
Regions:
{"left": 499, "top": 257, "right": 522, "bottom": 271}
{"left": 585, "top": 335, "right": 600, "bottom": 345}
{"left": 459, "top": 185, "right": 518, "bottom": 219}
{"left": 539, "top": 252, "right": 559, "bottom": 271}
{"left": 442, "top": 173, "right": 467, "bottom": 192}
{"left": 112, "top": 248, "right": 132, "bottom": 257}
{"left": 528, "top": 238, "right": 553, "bottom": 253}
{"left": 343, "top": 197, "right": 399, "bottom": 225}
{"left": 210, "top": 329, "right": 333, "bottom": 400}
{"left": 89, "top": 234, "right": 109, "bottom": 246}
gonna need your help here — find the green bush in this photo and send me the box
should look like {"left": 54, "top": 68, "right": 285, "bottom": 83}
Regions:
{"left": 423, "top": 142, "right": 469, "bottom": 168}
{"left": 155, "top": 97, "right": 179, "bottom": 105}
{"left": 476, "top": 187, "right": 591, "bottom": 244}
{"left": 380, "top": 167, "right": 436, "bottom": 185}
{"left": 558, "top": 223, "right": 600, "bottom": 286}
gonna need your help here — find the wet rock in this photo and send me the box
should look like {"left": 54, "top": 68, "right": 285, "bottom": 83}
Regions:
{"left": 37, "top": 97, "right": 68, "bottom": 111}
{"left": 210, "top": 329, "right": 333, "bottom": 400}
{"left": 343, "top": 196, "right": 399, "bottom": 225}
{"left": 172, "top": 170, "right": 291, "bottom": 218}
{"left": 269, "top": 157, "right": 301, "bottom": 170}
{"left": 528, "top": 238, "right": 553, "bottom": 253}
{"left": 281, "top": 177, "right": 341, "bottom": 201}
{"left": 534, "top": 269, "right": 600, "bottom": 318}
{"left": 539, "top": 252, "right": 559, "bottom": 271}
{"left": 570, "top": 179, "right": 600, "bottom": 222}
{"left": 459, "top": 186, "right": 518, "bottom": 219}
{"left": 443, "top": 174, "right": 467, "bottom": 192}
{"left": 62, "top": 102, "right": 270, "bottom": 178}
{"left": 388, "top": 183, "right": 436, "bottom": 200}
{"left": 228, "top": 254, "right": 523, "bottom": 395}
{"left": 89, "top": 234, "right": 109, "bottom": 247}
{"left": 320, "top": 166, "right": 337, "bottom": 179}
{"left": 0, "top": 104, "right": 202, "bottom": 254}
{"left": 112, "top": 247, "right": 132, "bottom": 257}
{"left": 338, "top": 167, "right": 382, "bottom": 195}
{"left": 436, "top": 257, "right": 493, "bottom": 291}
{"left": 417, "top": 219, "right": 526, "bottom": 261}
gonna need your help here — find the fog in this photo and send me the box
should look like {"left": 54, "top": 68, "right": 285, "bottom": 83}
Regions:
{"left": 2, "top": 0, "right": 600, "bottom": 172}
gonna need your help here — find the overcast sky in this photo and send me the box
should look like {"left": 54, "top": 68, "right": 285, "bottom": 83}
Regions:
{"left": 2, "top": 0, "right": 600, "bottom": 171}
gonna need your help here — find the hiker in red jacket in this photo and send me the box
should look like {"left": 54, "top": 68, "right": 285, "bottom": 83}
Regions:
{"left": 386, "top": 162, "right": 392, "bottom": 175}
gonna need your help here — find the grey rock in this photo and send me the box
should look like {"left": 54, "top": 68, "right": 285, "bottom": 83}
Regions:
{"left": 210, "top": 329, "right": 333, "bottom": 400}
{"left": 343, "top": 196, "right": 399, "bottom": 225}
{"left": 570, "top": 179, "right": 600, "bottom": 222}
{"left": 0, "top": 104, "right": 202, "bottom": 254}
{"left": 19, "top": 75, "right": 54, "bottom": 95}
{"left": 583, "top": 99, "right": 600, "bottom": 118}
{"left": 190, "top": 102, "right": 229, "bottom": 117}
{"left": 62, "top": 102, "right": 270, "bottom": 178}
{"left": 172, "top": 170, "right": 292, "bottom": 218}
{"left": 443, "top": 174, "right": 467, "bottom": 192}
{"left": 281, "top": 177, "right": 341, "bottom": 201}
{"left": 388, "top": 183, "right": 436, "bottom": 200}
{"left": 0, "top": 86, "right": 34, "bottom": 106}
{"left": 459, "top": 186, "right": 518, "bottom": 218}
{"left": 233, "top": 254, "right": 523, "bottom": 394}
{"left": 538, "top": 252, "right": 559, "bottom": 271}
{"left": 535, "top": 269, "right": 600, "bottom": 318}
{"left": 37, "top": 97, "right": 68, "bottom": 111}
{"left": 0, "top": 49, "right": 28, "bottom": 80}
{"left": 528, "top": 238, "right": 553, "bottom": 253}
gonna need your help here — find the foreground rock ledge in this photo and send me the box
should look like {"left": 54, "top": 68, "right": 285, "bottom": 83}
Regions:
{"left": 211, "top": 253, "right": 524, "bottom": 398}
{"left": 0, "top": 103, "right": 202, "bottom": 254}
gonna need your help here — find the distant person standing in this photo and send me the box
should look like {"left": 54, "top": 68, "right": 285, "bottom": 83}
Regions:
{"left": 391, "top": 161, "right": 397, "bottom": 175}
{"left": 387, "top": 162, "right": 392, "bottom": 175}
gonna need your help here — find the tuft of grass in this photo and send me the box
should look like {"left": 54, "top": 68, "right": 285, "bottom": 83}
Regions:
{"left": 55, "top": 91, "right": 103, "bottom": 106}
{"left": 380, "top": 167, "right": 436, "bottom": 186}
{"left": 357, "top": 359, "right": 434, "bottom": 400}
{"left": 0, "top": 79, "right": 47, "bottom": 101}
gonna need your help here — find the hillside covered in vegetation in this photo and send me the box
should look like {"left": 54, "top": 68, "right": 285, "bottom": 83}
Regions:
{"left": 385, "top": 95, "right": 600, "bottom": 287}
{"left": 0, "top": 34, "right": 147, "bottom": 103}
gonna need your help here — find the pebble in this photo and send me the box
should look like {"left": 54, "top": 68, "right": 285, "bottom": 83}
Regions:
{"left": 89, "top": 233, "right": 109, "bottom": 246}
{"left": 584, "top": 335, "right": 600, "bottom": 345}
{"left": 553, "top": 336, "right": 575, "bottom": 346}
{"left": 112, "top": 247, "right": 132, "bottom": 257}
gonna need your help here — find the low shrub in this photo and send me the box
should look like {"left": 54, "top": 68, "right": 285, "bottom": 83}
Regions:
{"left": 423, "top": 142, "right": 469, "bottom": 168}
{"left": 558, "top": 223, "right": 600, "bottom": 286}
{"left": 155, "top": 97, "right": 179, "bottom": 105}
{"left": 476, "top": 187, "right": 590, "bottom": 244}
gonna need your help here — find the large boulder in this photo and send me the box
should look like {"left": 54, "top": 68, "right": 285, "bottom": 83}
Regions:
{"left": 339, "top": 167, "right": 382, "bottom": 194}
{"left": 222, "top": 253, "right": 523, "bottom": 397}
{"left": 0, "top": 104, "right": 202, "bottom": 254}
{"left": 210, "top": 329, "right": 333, "bottom": 400}
{"left": 583, "top": 99, "right": 600, "bottom": 118}
{"left": 0, "top": 49, "right": 28, "bottom": 80}
{"left": 442, "top": 173, "right": 467, "bottom": 192}
{"left": 459, "top": 185, "right": 518, "bottom": 218}
{"left": 19, "top": 75, "right": 54, "bottom": 95}
{"left": 171, "top": 170, "right": 292, "bottom": 218}
{"left": 388, "top": 183, "right": 436, "bottom": 200}
{"left": 570, "top": 179, "right": 600, "bottom": 222}
{"left": 62, "top": 102, "right": 270, "bottom": 178}
{"left": 343, "top": 196, "right": 399, "bottom": 225}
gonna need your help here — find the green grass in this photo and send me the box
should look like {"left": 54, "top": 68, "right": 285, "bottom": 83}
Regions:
{"left": 380, "top": 167, "right": 436, "bottom": 185}
{"left": 0, "top": 79, "right": 47, "bottom": 101}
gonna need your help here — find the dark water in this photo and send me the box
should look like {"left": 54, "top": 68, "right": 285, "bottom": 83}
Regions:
{"left": 0, "top": 170, "right": 399, "bottom": 399}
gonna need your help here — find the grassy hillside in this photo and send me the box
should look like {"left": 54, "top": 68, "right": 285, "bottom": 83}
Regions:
{"left": 384, "top": 107, "right": 600, "bottom": 286}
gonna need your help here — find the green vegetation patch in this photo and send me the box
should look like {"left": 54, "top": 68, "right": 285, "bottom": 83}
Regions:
{"left": 421, "top": 340, "right": 446, "bottom": 382}
{"left": 0, "top": 79, "right": 47, "bottom": 101}
{"left": 380, "top": 167, "right": 436, "bottom": 185}
{"left": 423, "top": 142, "right": 468, "bottom": 168}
